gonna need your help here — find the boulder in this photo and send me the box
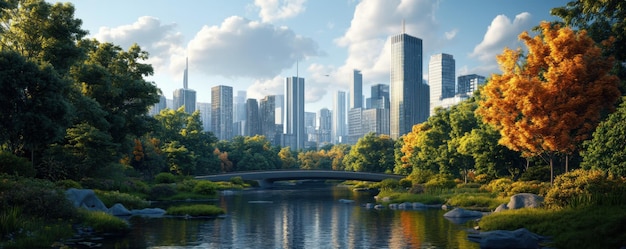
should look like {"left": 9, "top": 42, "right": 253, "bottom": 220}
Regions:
{"left": 495, "top": 193, "right": 544, "bottom": 212}
{"left": 468, "top": 228, "right": 548, "bottom": 249}
{"left": 109, "top": 203, "right": 131, "bottom": 216}
{"left": 65, "top": 188, "right": 108, "bottom": 212}
{"left": 131, "top": 208, "right": 166, "bottom": 217}
{"left": 443, "top": 208, "right": 484, "bottom": 218}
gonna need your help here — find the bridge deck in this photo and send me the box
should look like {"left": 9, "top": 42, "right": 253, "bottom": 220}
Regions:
{"left": 195, "top": 170, "right": 404, "bottom": 184}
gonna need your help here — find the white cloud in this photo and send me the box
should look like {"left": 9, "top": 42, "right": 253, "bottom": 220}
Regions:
{"left": 470, "top": 12, "right": 533, "bottom": 62}
{"left": 187, "top": 16, "right": 321, "bottom": 79}
{"left": 445, "top": 28, "right": 458, "bottom": 40}
{"left": 247, "top": 76, "right": 285, "bottom": 100}
{"left": 254, "top": 0, "right": 307, "bottom": 23}
{"left": 95, "top": 16, "right": 185, "bottom": 74}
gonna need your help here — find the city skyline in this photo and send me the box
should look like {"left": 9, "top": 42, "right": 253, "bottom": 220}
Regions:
{"left": 64, "top": 0, "right": 568, "bottom": 113}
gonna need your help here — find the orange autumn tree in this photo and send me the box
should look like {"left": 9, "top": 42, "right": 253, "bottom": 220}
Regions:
{"left": 477, "top": 22, "right": 621, "bottom": 183}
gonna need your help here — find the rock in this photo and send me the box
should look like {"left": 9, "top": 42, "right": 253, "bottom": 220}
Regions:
{"left": 468, "top": 228, "right": 547, "bottom": 249}
{"left": 398, "top": 202, "right": 412, "bottom": 209}
{"left": 443, "top": 208, "right": 484, "bottom": 218}
{"left": 412, "top": 202, "right": 427, "bottom": 209}
{"left": 495, "top": 193, "right": 544, "bottom": 213}
{"left": 374, "top": 204, "right": 385, "bottom": 210}
{"left": 131, "top": 208, "right": 166, "bottom": 217}
{"left": 364, "top": 203, "right": 375, "bottom": 209}
{"left": 339, "top": 199, "right": 355, "bottom": 204}
{"left": 109, "top": 203, "right": 131, "bottom": 216}
{"left": 65, "top": 188, "right": 108, "bottom": 212}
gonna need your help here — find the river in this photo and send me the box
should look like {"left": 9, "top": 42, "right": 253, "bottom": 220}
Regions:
{"left": 101, "top": 182, "right": 480, "bottom": 249}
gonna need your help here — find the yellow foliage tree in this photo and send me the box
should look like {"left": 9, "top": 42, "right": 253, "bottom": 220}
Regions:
{"left": 477, "top": 22, "right": 621, "bottom": 183}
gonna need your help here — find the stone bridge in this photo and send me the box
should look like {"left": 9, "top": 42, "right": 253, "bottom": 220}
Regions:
{"left": 195, "top": 170, "right": 404, "bottom": 188}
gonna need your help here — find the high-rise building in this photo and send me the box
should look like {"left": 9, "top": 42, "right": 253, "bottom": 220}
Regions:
{"left": 351, "top": 70, "right": 363, "bottom": 109}
{"left": 149, "top": 95, "right": 167, "bottom": 116}
{"left": 367, "top": 84, "right": 390, "bottom": 109}
{"left": 332, "top": 91, "right": 346, "bottom": 144}
{"left": 244, "top": 98, "right": 260, "bottom": 136}
{"left": 317, "top": 108, "right": 332, "bottom": 145}
{"left": 429, "top": 53, "right": 456, "bottom": 116}
{"left": 362, "top": 108, "right": 390, "bottom": 135}
{"left": 283, "top": 76, "right": 305, "bottom": 150}
{"left": 173, "top": 58, "right": 196, "bottom": 113}
{"left": 390, "top": 31, "right": 428, "bottom": 139}
{"left": 196, "top": 102, "right": 211, "bottom": 132}
{"left": 305, "top": 112, "right": 317, "bottom": 147}
{"left": 457, "top": 74, "right": 486, "bottom": 95}
{"left": 259, "top": 95, "right": 282, "bottom": 146}
{"left": 233, "top": 91, "right": 247, "bottom": 137}
{"left": 347, "top": 108, "right": 363, "bottom": 144}
{"left": 211, "top": 85, "right": 233, "bottom": 141}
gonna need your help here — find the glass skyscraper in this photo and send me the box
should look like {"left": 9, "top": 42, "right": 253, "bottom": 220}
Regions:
{"left": 283, "top": 76, "right": 305, "bottom": 150}
{"left": 457, "top": 74, "right": 486, "bottom": 96}
{"left": 211, "top": 85, "right": 233, "bottom": 141}
{"left": 332, "top": 91, "right": 346, "bottom": 144}
{"left": 173, "top": 57, "right": 196, "bottom": 114}
{"left": 390, "top": 32, "right": 428, "bottom": 139}
{"left": 429, "top": 53, "right": 456, "bottom": 116}
{"left": 351, "top": 69, "right": 363, "bottom": 109}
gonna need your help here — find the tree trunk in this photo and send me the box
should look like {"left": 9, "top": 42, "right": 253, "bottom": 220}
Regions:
{"left": 565, "top": 154, "right": 569, "bottom": 172}
{"left": 550, "top": 156, "right": 554, "bottom": 185}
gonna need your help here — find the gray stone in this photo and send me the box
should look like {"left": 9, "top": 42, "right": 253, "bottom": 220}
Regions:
{"left": 443, "top": 208, "right": 484, "bottom": 218}
{"left": 65, "top": 188, "right": 108, "bottom": 212}
{"left": 131, "top": 208, "right": 166, "bottom": 217}
{"left": 109, "top": 203, "right": 131, "bottom": 216}
{"left": 468, "top": 228, "right": 546, "bottom": 249}
{"left": 495, "top": 193, "right": 544, "bottom": 213}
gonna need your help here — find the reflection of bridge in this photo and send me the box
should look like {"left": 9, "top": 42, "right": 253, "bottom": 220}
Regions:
{"left": 195, "top": 170, "right": 404, "bottom": 188}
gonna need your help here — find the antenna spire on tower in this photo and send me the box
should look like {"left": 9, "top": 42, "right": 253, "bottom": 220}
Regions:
{"left": 183, "top": 57, "right": 189, "bottom": 89}
{"left": 402, "top": 19, "right": 405, "bottom": 34}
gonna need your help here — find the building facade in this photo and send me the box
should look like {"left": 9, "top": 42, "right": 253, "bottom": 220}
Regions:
{"left": 317, "top": 108, "right": 332, "bottom": 145}
{"left": 390, "top": 32, "right": 428, "bottom": 139}
{"left": 244, "top": 98, "right": 260, "bottom": 136}
{"left": 173, "top": 88, "right": 196, "bottom": 113}
{"left": 259, "top": 95, "right": 282, "bottom": 146}
{"left": 332, "top": 91, "right": 346, "bottom": 144}
{"left": 211, "top": 85, "right": 233, "bottom": 141}
{"left": 196, "top": 102, "right": 211, "bottom": 132}
{"left": 457, "top": 74, "right": 486, "bottom": 96}
{"left": 429, "top": 53, "right": 456, "bottom": 116}
{"left": 283, "top": 76, "right": 305, "bottom": 150}
{"left": 351, "top": 69, "right": 363, "bottom": 109}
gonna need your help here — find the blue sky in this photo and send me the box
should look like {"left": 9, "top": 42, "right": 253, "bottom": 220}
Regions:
{"left": 60, "top": 0, "right": 569, "bottom": 112}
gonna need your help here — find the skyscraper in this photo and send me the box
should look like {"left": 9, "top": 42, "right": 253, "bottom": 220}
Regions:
{"left": 457, "top": 74, "right": 486, "bottom": 96}
{"left": 173, "top": 58, "right": 196, "bottom": 113}
{"left": 233, "top": 91, "right": 247, "bottom": 136}
{"left": 351, "top": 69, "right": 363, "bottom": 109}
{"left": 332, "top": 91, "right": 346, "bottom": 144}
{"left": 149, "top": 95, "right": 167, "bottom": 116}
{"left": 259, "top": 95, "right": 282, "bottom": 146}
{"left": 244, "top": 98, "right": 260, "bottom": 136}
{"left": 429, "top": 53, "right": 456, "bottom": 116}
{"left": 318, "top": 108, "right": 332, "bottom": 145}
{"left": 283, "top": 76, "right": 305, "bottom": 150}
{"left": 368, "top": 84, "right": 390, "bottom": 109}
{"left": 211, "top": 85, "right": 233, "bottom": 141}
{"left": 196, "top": 102, "right": 211, "bottom": 132}
{"left": 390, "top": 30, "right": 428, "bottom": 139}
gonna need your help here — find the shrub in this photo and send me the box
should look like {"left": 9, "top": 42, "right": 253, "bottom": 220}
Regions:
{"left": 424, "top": 174, "right": 456, "bottom": 189}
{"left": 155, "top": 172, "right": 177, "bottom": 184}
{"left": 148, "top": 184, "right": 177, "bottom": 200}
{"left": 379, "top": 178, "right": 400, "bottom": 190}
{"left": 399, "top": 178, "right": 413, "bottom": 189}
{"left": 481, "top": 178, "right": 513, "bottom": 196}
{"left": 0, "top": 152, "right": 35, "bottom": 177}
{"left": 55, "top": 179, "right": 82, "bottom": 189}
{"left": 176, "top": 179, "right": 198, "bottom": 192}
{"left": 193, "top": 181, "right": 218, "bottom": 196}
{"left": 0, "top": 176, "right": 76, "bottom": 220}
{"left": 408, "top": 169, "right": 435, "bottom": 184}
{"left": 80, "top": 178, "right": 116, "bottom": 190}
{"left": 508, "top": 180, "right": 550, "bottom": 196}
{"left": 519, "top": 165, "right": 551, "bottom": 182}
{"left": 166, "top": 204, "right": 225, "bottom": 217}
{"left": 408, "top": 183, "right": 425, "bottom": 194}
{"left": 473, "top": 173, "right": 494, "bottom": 184}
{"left": 79, "top": 209, "right": 129, "bottom": 233}
{"left": 94, "top": 190, "right": 149, "bottom": 210}
{"left": 118, "top": 179, "right": 150, "bottom": 194}
{"left": 544, "top": 169, "right": 626, "bottom": 208}
{"left": 230, "top": 176, "right": 244, "bottom": 185}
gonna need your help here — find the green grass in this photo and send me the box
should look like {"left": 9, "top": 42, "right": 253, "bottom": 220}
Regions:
{"left": 0, "top": 207, "right": 74, "bottom": 249}
{"left": 377, "top": 190, "right": 445, "bottom": 205}
{"left": 166, "top": 204, "right": 225, "bottom": 217}
{"left": 446, "top": 193, "right": 508, "bottom": 210}
{"left": 79, "top": 209, "right": 130, "bottom": 233}
{"left": 479, "top": 205, "right": 626, "bottom": 249}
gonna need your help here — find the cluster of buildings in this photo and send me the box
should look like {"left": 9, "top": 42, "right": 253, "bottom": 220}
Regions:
{"left": 150, "top": 30, "right": 485, "bottom": 150}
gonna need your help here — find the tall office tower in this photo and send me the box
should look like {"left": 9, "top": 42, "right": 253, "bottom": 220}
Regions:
{"left": 211, "top": 85, "right": 233, "bottom": 141}
{"left": 196, "top": 102, "right": 211, "bottom": 131}
{"left": 233, "top": 91, "right": 247, "bottom": 136}
{"left": 244, "top": 98, "right": 260, "bottom": 136}
{"left": 318, "top": 108, "right": 332, "bottom": 145}
{"left": 347, "top": 108, "right": 363, "bottom": 144}
{"left": 149, "top": 95, "right": 167, "bottom": 116}
{"left": 283, "top": 76, "right": 305, "bottom": 150}
{"left": 259, "top": 95, "right": 281, "bottom": 146}
{"left": 390, "top": 30, "right": 428, "bottom": 139}
{"left": 429, "top": 53, "right": 456, "bottom": 116}
{"left": 173, "top": 58, "right": 196, "bottom": 113}
{"left": 304, "top": 112, "right": 317, "bottom": 146}
{"left": 351, "top": 70, "right": 363, "bottom": 108}
{"left": 332, "top": 91, "right": 346, "bottom": 144}
{"left": 368, "top": 84, "right": 390, "bottom": 109}
{"left": 457, "top": 74, "right": 486, "bottom": 95}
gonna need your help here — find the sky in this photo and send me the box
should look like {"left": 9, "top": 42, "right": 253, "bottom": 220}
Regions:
{"left": 57, "top": 0, "right": 570, "bottom": 112}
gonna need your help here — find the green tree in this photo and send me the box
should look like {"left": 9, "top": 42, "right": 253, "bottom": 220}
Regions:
{"left": 278, "top": 147, "right": 297, "bottom": 169}
{"left": 343, "top": 133, "right": 395, "bottom": 173}
{"left": 328, "top": 144, "right": 350, "bottom": 171}
{"left": 0, "top": 50, "right": 73, "bottom": 158}
{"left": 581, "top": 97, "right": 626, "bottom": 177}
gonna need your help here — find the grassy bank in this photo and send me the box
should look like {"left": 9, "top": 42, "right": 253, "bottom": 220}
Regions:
{"left": 479, "top": 205, "right": 626, "bottom": 248}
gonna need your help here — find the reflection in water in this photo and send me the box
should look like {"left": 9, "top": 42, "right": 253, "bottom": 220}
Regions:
{"left": 102, "top": 184, "right": 479, "bottom": 249}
